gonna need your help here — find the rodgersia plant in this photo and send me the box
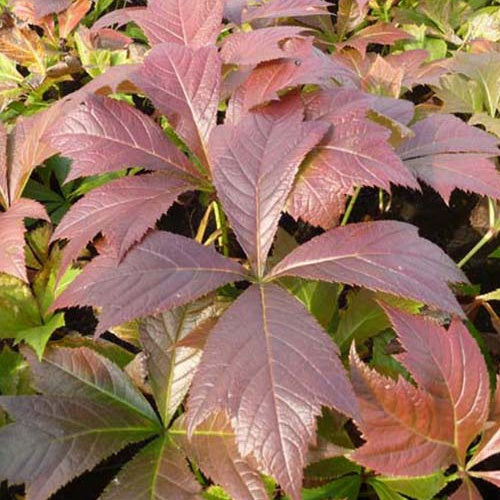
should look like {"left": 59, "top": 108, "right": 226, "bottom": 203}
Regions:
{"left": 0, "top": 1, "right": 499, "bottom": 499}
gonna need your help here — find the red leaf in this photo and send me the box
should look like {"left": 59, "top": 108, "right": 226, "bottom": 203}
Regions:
{"left": 224, "top": 0, "right": 248, "bottom": 23}
{"left": 287, "top": 89, "right": 418, "bottom": 228}
{"left": 174, "top": 413, "right": 269, "bottom": 500}
{"left": 220, "top": 26, "right": 309, "bottom": 66}
{"left": 0, "top": 199, "right": 48, "bottom": 282}
{"left": 337, "top": 22, "right": 412, "bottom": 55}
{"left": 398, "top": 114, "right": 500, "bottom": 202}
{"left": 58, "top": 0, "right": 91, "bottom": 39}
{"left": 52, "top": 173, "right": 193, "bottom": 278}
{"left": 242, "top": 0, "right": 330, "bottom": 23}
{"left": 33, "top": 0, "right": 71, "bottom": 19}
{"left": 211, "top": 98, "right": 328, "bottom": 276}
{"left": 349, "top": 307, "right": 490, "bottom": 475}
{"left": 53, "top": 231, "right": 247, "bottom": 335}
{"left": 269, "top": 220, "right": 466, "bottom": 315}
{"left": 93, "top": 0, "right": 224, "bottom": 48}
{"left": 187, "top": 284, "right": 358, "bottom": 500}
{"left": 0, "top": 124, "right": 7, "bottom": 207}
{"left": 45, "top": 94, "right": 197, "bottom": 181}
{"left": 132, "top": 44, "right": 221, "bottom": 171}
{"left": 228, "top": 45, "right": 357, "bottom": 122}
{"left": 469, "top": 470, "right": 500, "bottom": 488}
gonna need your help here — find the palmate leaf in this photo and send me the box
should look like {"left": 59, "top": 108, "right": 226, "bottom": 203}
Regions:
{"left": 99, "top": 435, "right": 202, "bottom": 500}
{"left": 269, "top": 220, "right": 466, "bottom": 316}
{"left": 349, "top": 307, "right": 490, "bottom": 475}
{"left": 241, "top": 0, "right": 330, "bottom": 23}
{"left": 0, "top": 199, "right": 49, "bottom": 282}
{"left": 53, "top": 231, "right": 247, "bottom": 335}
{"left": 220, "top": 26, "right": 309, "bottom": 66}
{"left": 173, "top": 413, "right": 269, "bottom": 500}
{"left": 93, "top": 0, "right": 224, "bottom": 48}
{"left": 0, "top": 347, "right": 160, "bottom": 500}
{"left": 211, "top": 98, "right": 328, "bottom": 276}
{"left": 52, "top": 172, "right": 194, "bottom": 278}
{"left": 44, "top": 94, "right": 198, "bottom": 182}
{"left": 187, "top": 284, "right": 358, "bottom": 500}
{"left": 287, "top": 88, "right": 418, "bottom": 228}
{"left": 138, "top": 295, "right": 226, "bottom": 424}
{"left": 397, "top": 114, "right": 500, "bottom": 202}
{"left": 131, "top": 43, "right": 221, "bottom": 171}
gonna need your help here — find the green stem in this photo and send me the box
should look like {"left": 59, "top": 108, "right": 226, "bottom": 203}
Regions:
{"left": 341, "top": 186, "right": 362, "bottom": 226}
{"left": 458, "top": 228, "right": 496, "bottom": 268}
{"left": 213, "top": 201, "right": 229, "bottom": 257}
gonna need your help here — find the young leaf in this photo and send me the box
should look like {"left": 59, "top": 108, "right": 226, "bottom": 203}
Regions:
{"left": 269, "top": 220, "right": 466, "bottom": 316}
{"left": 131, "top": 44, "right": 221, "bottom": 170}
{"left": 287, "top": 89, "right": 418, "bottom": 228}
{"left": 99, "top": 435, "right": 202, "bottom": 500}
{"left": 241, "top": 0, "right": 330, "bottom": 23}
{"left": 138, "top": 295, "right": 224, "bottom": 424}
{"left": 93, "top": 0, "right": 224, "bottom": 48}
{"left": 45, "top": 94, "right": 198, "bottom": 182}
{"left": 52, "top": 172, "right": 193, "bottom": 277}
{"left": 349, "top": 307, "right": 490, "bottom": 475}
{"left": 397, "top": 114, "right": 500, "bottom": 203}
{"left": 187, "top": 284, "right": 358, "bottom": 500}
{"left": 0, "top": 198, "right": 48, "bottom": 282}
{"left": 53, "top": 231, "right": 247, "bottom": 335}
{"left": 211, "top": 100, "right": 328, "bottom": 276}
{"left": 173, "top": 413, "right": 269, "bottom": 500}
{"left": 220, "top": 26, "right": 308, "bottom": 66}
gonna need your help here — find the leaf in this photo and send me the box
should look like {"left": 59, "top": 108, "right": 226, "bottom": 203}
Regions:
{"left": 33, "top": 0, "right": 71, "bottom": 18}
{"left": 0, "top": 346, "right": 31, "bottom": 396}
{"left": 45, "top": 94, "right": 197, "bottom": 182}
{"left": 220, "top": 26, "right": 309, "bottom": 66}
{"left": 301, "top": 475, "right": 362, "bottom": 500}
{"left": 52, "top": 172, "right": 193, "bottom": 278}
{"left": 470, "top": 113, "right": 500, "bottom": 138}
{"left": 227, "top": 46, "right": 356, "bottom": 122}
{"left": 58, "top": 0, "right": 92, "bottom": 39}
{"left": 0, "top": 123, "right": 8, "bottom": 207}
{"left": 16, "top": 313, "right": 65, "bottom": 359}
{"left": 131, "top": 43, "right": 221, "bottom": 170}
{"left": 287, "top": 89, "right": 418, "bottom": 228}
{"left": 337, "top": 23, "right": 412, "bottom": 55}
{"left": 0, "top": 395, "right": 157, "bottom": 500}
{"left": 187, "top": 284, "right": 358, "bottom": 500}
{"left": 173, "top": 413, "right": 269, "bottom": 500}
{"left": 23, "top": 346, "right": 158, "bottom": 423}
{"left": 53, "top": 231, "right": 247, "bottom": 335}
{"left": 397, "top": 114, "right": 500, "bottom": 203}
{"left": 211, "top": 99, "right": 328, "bottom": 276}
{"left": 367, "top": 479, "right": 406, "bottom": 500}
{"left": 99, "top": 435, "right": 202, "bottom": 500}
{"left": 434, "top": 74, "right": 484, "bottom": 114}
{"left": 0, "top": 198, "right": 48, "bottom": 282}
{"left": 139, "top": 295, "right": 224, "bottom": 424}
{"left": 0, "top": 21, "right": 45, "bottom": 72}
{"left": 93, "top": 0, "right": 224, "bottom": 48}
{"left": 269, "top": 220, "right": 466, "bottom": 316}
{"left": 349, "top": 307, "right": 490, "bottom": 475}
{"left": 241, "top": 0, "right": 330, "bottom": 23}
{"left": 376, "top": 472, "right": 447, "bottom": 500}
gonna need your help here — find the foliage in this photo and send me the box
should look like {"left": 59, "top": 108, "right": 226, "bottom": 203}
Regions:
{"left": 0, "top": 0, "right": 499, "bottom": 499}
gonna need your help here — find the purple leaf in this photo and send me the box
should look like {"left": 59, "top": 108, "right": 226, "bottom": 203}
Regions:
{"left": 397, "top": 114, "right": 500, "bottom": 202}
{"left": 0, "top": 199, "right": 49, "bottom": 282}
{"left": 174, "top": 413, "right": 269, "bottom": 500}
{"left": 132, "top": 43, "right": 221, "bottom": 171}
{"left": 187, "top": 284, "right": 358, "bottom": 500}
{"left": 0, "top": 124, "right": 7, "bottom": 206}
{"left": 52, "top": 173, "right": 193, "bottom": 278}
{"left": 100, "top": 436, "right": 202, "bottom": 500}
{"left": 220, "top": 26, "right": 308, "bottom": 66}
{"left": 93, "top": 0, "right": 223, "bottom": 48}
{"left": 287, "top": 89, "right": 418, "bottom": 228}
{"left": 45, "top": 94, "right": 198, "bottom": 182}
{"left": 211, "top": 99, "right": 328, "bottom": 275}
{"left": 269, "top": 220, "right": 466, "bottom": 316}
{"left": 242, "top": 0, "right": 330, "bottom": 23}
{"left": 33, "top": 0, "right": 71, "bottom": 19}
{"left": 224, "top": 0, "right": 248, "bottom": 24}
{"left": 53, "top": 231, "right": 247, "bottom": 335}
{"left": 139, "top": 295, "right": 224, "bottom": 424}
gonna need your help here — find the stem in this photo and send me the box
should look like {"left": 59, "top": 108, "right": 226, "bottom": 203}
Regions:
{"left": 213, "top": 201, "right": 229, "bottom": 256}
{"left": 341, "top": 186, "right": 362, "bottom": 226}
{"left": 458, "top": 228, "right": 496, "bottom": 268}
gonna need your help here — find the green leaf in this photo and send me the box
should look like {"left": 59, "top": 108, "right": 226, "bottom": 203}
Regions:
{"left": 0, "top": 346, "right": 32, "bottom": 396}
{"left": 15, "top": 313, "right": 65, "bottom": 359}
{"left": 478, "top": 289, "right": 500, "bottom": 302}
{"left": 490, "top": 246, "right": 500, "bottom": 259}
{"left": 203, "top": 486, "right": 231, "bottom": 500}
{"left": 470, "top": 113, "right": 500, "bottom": 138}
{"left": 467, "top": 6, "right": 500, "bottom": 42}
{"left": 376, "top": 472, "right": 448, "bottom": 500}
{"left": 0, "top": 52, "right": 23, "bottom": 84}
{"left": 301, "top": 475, "right": 361, "bottom": 500}
{"left": 435, "top": 74, "right": 484, "bottom": 114}
{"left": 370, "top": 330, "right": 410, "bottom": 380}
{"left": 305, "top": 457, "right": 361, "bottom": 482}
{"left": 367, "top": 478, "right": 406, "bottom": 500}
